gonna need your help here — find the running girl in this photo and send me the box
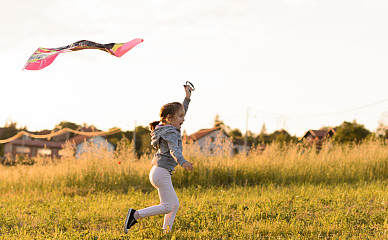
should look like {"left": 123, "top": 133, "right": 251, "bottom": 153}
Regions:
{"left": 124, "top": 85, "right": 194, "bottom": 233}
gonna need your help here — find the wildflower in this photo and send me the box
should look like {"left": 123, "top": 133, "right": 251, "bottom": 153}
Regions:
{"left": 118, "top": 161, "right": 121, "bottom": 165}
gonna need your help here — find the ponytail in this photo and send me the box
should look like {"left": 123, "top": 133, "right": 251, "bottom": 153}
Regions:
{"left": 150, "top": 102, "right": 183, "bottom": 131}
{"left": 149, "top": 121, "right": 160, "bottom": 131}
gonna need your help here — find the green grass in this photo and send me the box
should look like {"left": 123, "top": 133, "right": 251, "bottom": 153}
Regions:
{"left": 1, "top": 184, "right": 388, "bottom": 239}
{"left": 1, "top": 140, "right": 388, "bottom": 239}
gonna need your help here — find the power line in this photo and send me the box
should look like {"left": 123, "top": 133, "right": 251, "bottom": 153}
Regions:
{"left": 250, "top": 96, "right": 388, "bottom": 118}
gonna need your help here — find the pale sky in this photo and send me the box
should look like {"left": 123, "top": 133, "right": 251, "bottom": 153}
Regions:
{"left": 1, "top": 0, "right": 388, "bottom": 137}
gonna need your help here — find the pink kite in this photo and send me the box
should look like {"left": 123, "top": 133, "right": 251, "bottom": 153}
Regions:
{"left": 23, "top": 38, "right": 143, "bottom": 70}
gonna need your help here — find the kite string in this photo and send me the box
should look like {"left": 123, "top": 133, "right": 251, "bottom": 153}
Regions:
{"left": 0, "top": 127, "right": 121, "bottom": 144}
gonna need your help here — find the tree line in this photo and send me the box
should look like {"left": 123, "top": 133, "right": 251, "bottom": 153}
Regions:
{"left": 1, "top": 117, "right": 388, "bottom": 156}
{"left": 0, "top": 121, "right": 153, "bottom": 157}
{"left": 215, "top": 115, "right": 388, "bottom": 147}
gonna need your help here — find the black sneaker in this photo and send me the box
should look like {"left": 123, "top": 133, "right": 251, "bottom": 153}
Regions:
{"left": 124, "top": 208, "right": 138, "bottom": 234}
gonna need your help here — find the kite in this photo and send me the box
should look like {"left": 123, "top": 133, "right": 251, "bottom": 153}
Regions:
{"left": 23, "top": 38, "right": 143, "bottom": 70}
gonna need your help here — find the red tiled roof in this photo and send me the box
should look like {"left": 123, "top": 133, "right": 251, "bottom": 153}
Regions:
{"left": 310, "top": 130, "right": 327, "bottom": 138}
{"left": 78, "top": 127, "right": 101, "bottom": 132}
{"left": 33, "top": 130, "right": 52, "bottom": 135}
{"left": 300, "top": 128, "right": 337, "bottom": 141}
{"left": 232, "top": 138, "right": 245, "bottom": 145}
{"left": 69, "top": 135, "right": 92, "bottom": 145}
{"left": 188, "top": 127, "right": 222, "bottom": 141}
{"left": 8, "top": 139, "right": 64, "bottom": 148}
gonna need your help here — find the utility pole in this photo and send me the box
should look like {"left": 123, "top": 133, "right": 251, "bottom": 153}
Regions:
{"left": 244, "top": 108, "right": 249, "bottom": 154}
{"left": 22, "top": 134, "right": 25, "bottom": 157}
{"left": 133, "top": 121, "right": 137, "bottom": 159}
{"left": 277, "top": 115, "right": 288, "bottom": 131}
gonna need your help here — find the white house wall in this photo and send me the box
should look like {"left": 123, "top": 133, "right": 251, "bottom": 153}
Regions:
{"left": 195, "top": 131, "right": 234, "bottom": 156}
{"left": 76, "top": 136, "right": 115, "bottom": 157}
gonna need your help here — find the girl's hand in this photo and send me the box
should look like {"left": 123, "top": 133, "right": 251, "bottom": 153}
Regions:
{"left": 184, "top": 85, "right": 193, "bottom": 99}
{"left": 182, "top": 161, "right": 194, "bottom": 171}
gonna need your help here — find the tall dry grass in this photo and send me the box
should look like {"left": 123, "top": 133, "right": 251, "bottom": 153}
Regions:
{"left": 178, "top": 139, "right": 388, "bottom": 187}
{"left": 1, "top": 139, "right": 388, "bottom": 194}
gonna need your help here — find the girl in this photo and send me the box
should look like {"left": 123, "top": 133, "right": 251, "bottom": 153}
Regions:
{"left": 124, "top": 85, "right": 194, "bottom": 234}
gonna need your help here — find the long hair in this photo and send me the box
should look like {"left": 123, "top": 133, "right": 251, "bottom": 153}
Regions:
{"left": 149, "top": 102, "right": 183, "bottom": 131}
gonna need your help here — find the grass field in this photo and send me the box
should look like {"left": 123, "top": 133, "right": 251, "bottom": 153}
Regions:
{"left": 1, "top": 140, "right": 388, "bottom": 239}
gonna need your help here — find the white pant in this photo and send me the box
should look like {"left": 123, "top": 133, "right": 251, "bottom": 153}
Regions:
{"left": 137, "top": 166, "right": 180, "bottom": 230}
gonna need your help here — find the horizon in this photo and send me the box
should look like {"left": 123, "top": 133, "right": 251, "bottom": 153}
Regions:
{"left": 0, "top": 116, "right": 378, "bottom": 138}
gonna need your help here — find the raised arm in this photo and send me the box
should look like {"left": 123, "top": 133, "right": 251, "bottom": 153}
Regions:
{"left": 182, "top": 85, "right": 193, "bottom": 115}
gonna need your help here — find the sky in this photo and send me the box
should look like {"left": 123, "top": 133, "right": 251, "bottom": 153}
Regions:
{"left": 1, "top": 0, "right": 388, "bottom": 137}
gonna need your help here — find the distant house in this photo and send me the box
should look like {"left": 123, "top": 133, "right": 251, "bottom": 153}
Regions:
{"left": 300, "top": 128, "right": 336, "bottom": 149}
{"left": 2, "top": 128, "right": 115, "bottom": 159}
{"left": 33, "top": 129, "right": 72, "bottom": 141}
{"left": 70, "top": 135, "right": 115, "bottom": 158}
{"left": 185, "top": 127, "right": 236, "bottom": 156}
{"left": 232, "top": 138, "right": 245, "bottom": 154}
{"left": 3, "top": 136, "right": 64, "bottom": 159}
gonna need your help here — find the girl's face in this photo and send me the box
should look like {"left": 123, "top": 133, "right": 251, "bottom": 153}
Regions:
{"left": 166, "top": 107, "right": 185, "bottom": 129}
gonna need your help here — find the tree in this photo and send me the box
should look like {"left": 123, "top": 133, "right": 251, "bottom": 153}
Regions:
{"left": 260, "top": 123, "right": 267, "bottom": 135}
{"left": 255, "top": 127, "right": 297, "bottom": 145}
{"left": 376, "top": 122, "right": 388, "bottom": 139}
{"left": 245, "top": 130, "right": 256, "bottom": 146}
{"left": 52, "top": 121, "right": 81, "bottom": 140}
{"left": 270, "top": 129, "right": 297, "bottom": 144}
{"left": 375, "top": 112, "right": 388, "bottom": 139}
{"left": 333, "top": 120, "right": 371, "bottom": 143}
{"left": 214, "top": 114, "right": 225, "bottom": 128}
{"left": 0, "top": 120, "right": 19, "bottom": 139}
{"left": 55, "top": 121, "right": 80, "bottom": 130}
{"left": 256, "top": 123, "right": 272, "bottom": 144}
{"left": 229, "top": 129, "right": 242, "bottom": 138}
{"left": 134, "top": 126, "right": 153, "bottom": 157}
{"left": 106, "top": 127, "right": 125, "bottom": 145}
{"left": 319, "top": 126, "right": 334, "bottom": 131}
{"left": 0, "top": 120, "right": 23, "bottom": 156}
{"left": 106, "top": 126, "right": 154, "bottom": 157}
